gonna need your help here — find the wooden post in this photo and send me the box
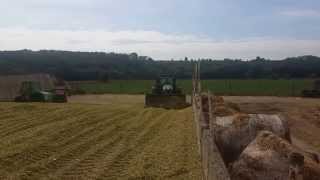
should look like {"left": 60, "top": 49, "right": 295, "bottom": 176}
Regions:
{"left": 192, "top": 64, "right": 194, "bottom": 94}
{"left": 208, "top": 91, "right": 213, "bottom": 123}
{"left": 194, "top": 63, "right": 198, "bottom": 94}
{"left": 197, "top": 61, "right": 201, "bottom": 93}
{"left": 192, "top": 63, "right": 201, "bottom": 155}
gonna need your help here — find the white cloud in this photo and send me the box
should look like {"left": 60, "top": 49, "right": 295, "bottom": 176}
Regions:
{"left": 281, "top": 9, "right": 320, "bottom": 17}
{"left": 0, "top": 28, "right": 319, "bottom": 60}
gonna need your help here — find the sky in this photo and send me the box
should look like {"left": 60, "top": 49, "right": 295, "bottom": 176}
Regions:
{"left": 1, "top": 0, "right": 320, "bottom": 60}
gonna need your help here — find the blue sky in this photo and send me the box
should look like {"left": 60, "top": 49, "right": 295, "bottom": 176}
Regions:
{"left": 1, "top": 0, "right": 320, "bottom": 59}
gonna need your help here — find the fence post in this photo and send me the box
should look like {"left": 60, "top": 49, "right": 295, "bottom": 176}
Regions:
{"left": 197, "top": 61, "right": 201, "bottom": 93}
{"left": 208, "top": 91, "right": 216, "bottom": 134}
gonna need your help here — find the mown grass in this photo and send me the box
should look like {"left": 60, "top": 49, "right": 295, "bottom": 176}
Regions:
{"left": 0, "top": 99, "right": 202, "bottom": 179}
{"left": 70, "top": 79, "right": 314, "bottom": 96}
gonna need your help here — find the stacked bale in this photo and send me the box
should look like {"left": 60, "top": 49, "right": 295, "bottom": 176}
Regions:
{"left": 230, "top": 131, "right": 320, "bottom": 180}
{"left": 201, "top": 94, "right": 240, "bottom": 116}
{"left": 201, "top": 95, "right": 291, "bottom": 165}
{"left": 199, "top": 94, "right": 320, "bottom": 179}
{"left": 214, "top": 113, "right": 291, "bottom": 165}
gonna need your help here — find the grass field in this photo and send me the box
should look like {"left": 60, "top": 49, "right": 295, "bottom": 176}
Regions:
{"left": 70, "top": 79, "right": 314, "bottom": 96}
{"left": 0, "top": 97, "right": 202, "bottom": 179}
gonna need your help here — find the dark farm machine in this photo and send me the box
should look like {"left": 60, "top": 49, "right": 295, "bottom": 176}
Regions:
{"left": 145, "top": 75, "right": 189, "bottom": 109}
{"left": 15, "top": 81, "right": 68, "bottom": 103}
{"left": 302, "top": 79, "right": 320, "bottom": 98}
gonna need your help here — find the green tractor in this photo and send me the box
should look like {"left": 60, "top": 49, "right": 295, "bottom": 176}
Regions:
{"left": 145, "top": 75, "right": 189, "bottom": 109}
{"left": 14, "top": 81, "right": 67, "bottom": 103}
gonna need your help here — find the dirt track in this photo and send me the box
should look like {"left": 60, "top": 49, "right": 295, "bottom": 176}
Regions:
{"left": 0, "top": 97, "right": 202, "bottom": 179}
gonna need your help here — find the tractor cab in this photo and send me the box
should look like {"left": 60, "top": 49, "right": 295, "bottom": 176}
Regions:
{"left": 152, "top": 76, "right": 181, "bottom": 95}
{"left": 19, "top": 81, "right": 41, "bottom": 95}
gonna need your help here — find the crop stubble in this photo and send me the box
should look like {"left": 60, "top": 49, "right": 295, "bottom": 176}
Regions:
{"left": 0, "top": 99, "right": 202, "bottom": 179}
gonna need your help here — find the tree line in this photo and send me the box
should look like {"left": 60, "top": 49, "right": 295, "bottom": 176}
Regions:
{"left": 0, "top": 50, "right": 320, "bottom": 81}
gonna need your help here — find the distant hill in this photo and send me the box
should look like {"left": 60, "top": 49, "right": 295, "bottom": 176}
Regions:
{"left": 0, "top": 50, "right": 320, "bottom": 80}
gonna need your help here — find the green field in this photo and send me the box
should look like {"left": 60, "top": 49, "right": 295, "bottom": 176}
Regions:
{"left": 69, "top": 79, "right": 314, "bottom": 96}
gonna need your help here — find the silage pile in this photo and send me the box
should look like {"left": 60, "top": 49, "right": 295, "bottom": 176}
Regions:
{"left": 201, "top": 94, "right": 241, "bottom": 117}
